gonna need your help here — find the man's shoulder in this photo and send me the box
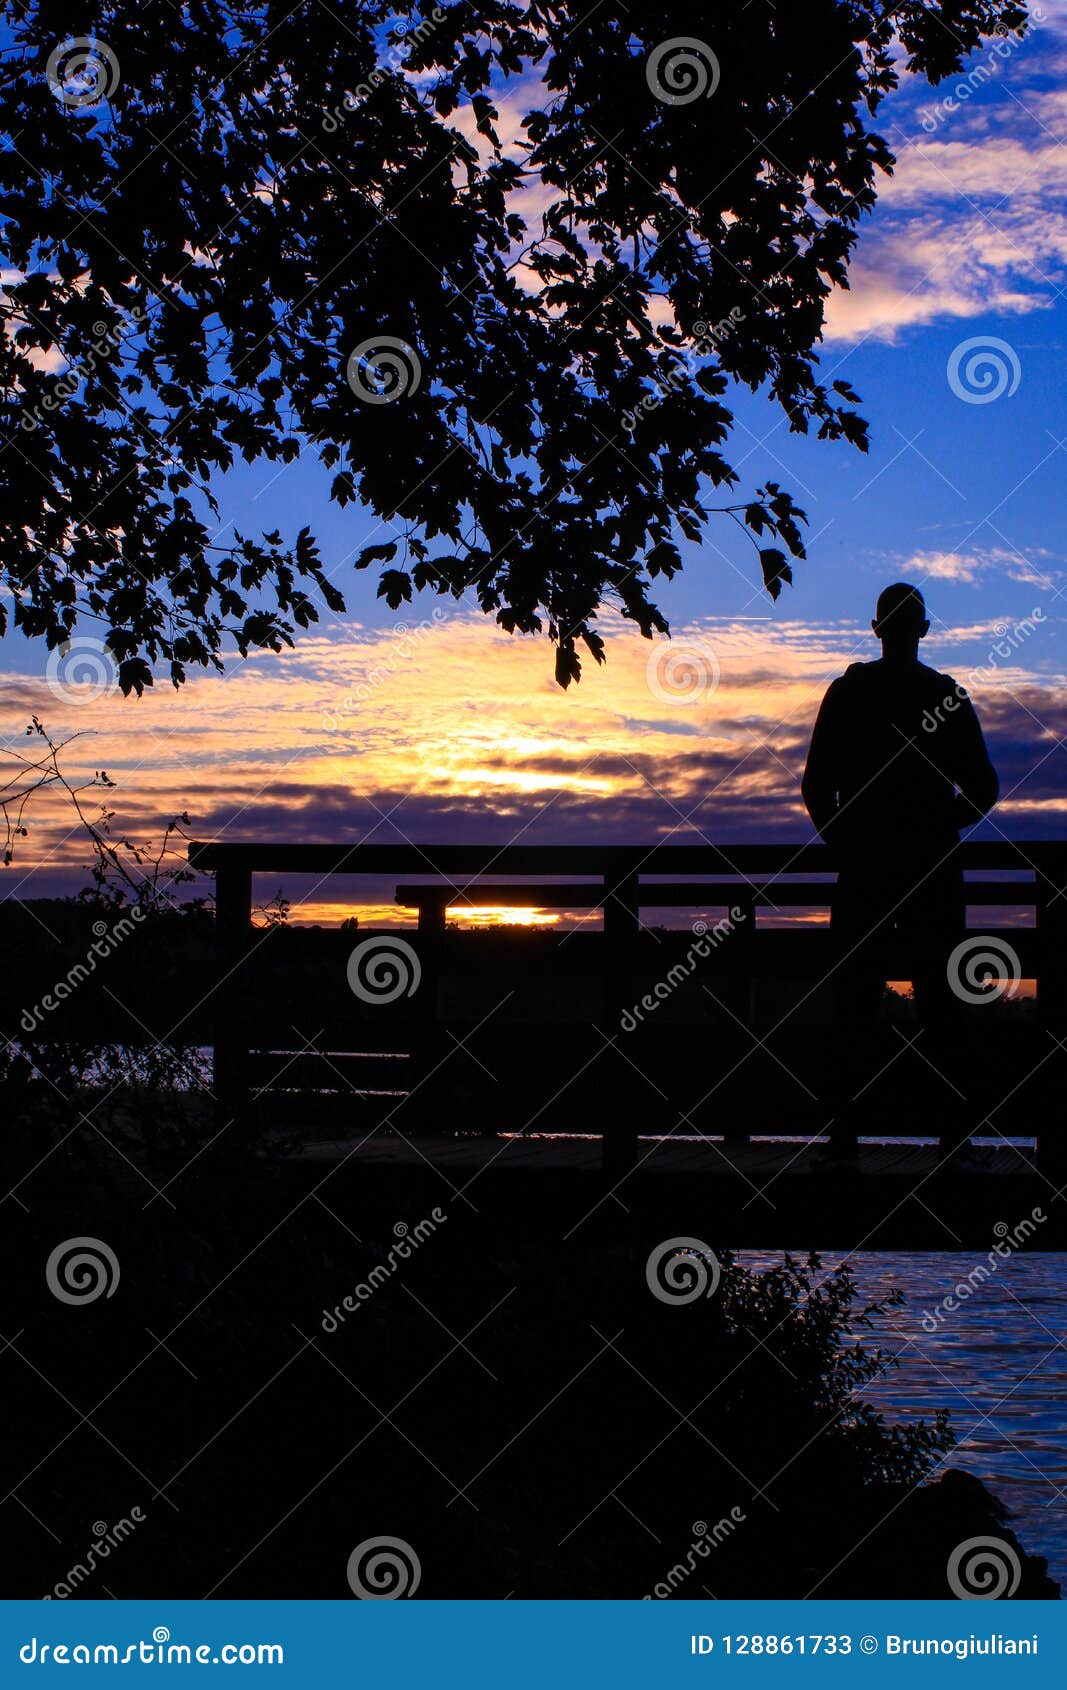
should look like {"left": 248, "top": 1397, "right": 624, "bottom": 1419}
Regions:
{"left": 832, "top": 661, "right": 874, "bottom": 687}
{"left": 818, "top": 664, "right": 874, "bottom": 712}
{"left": 828, "top": 660, "right": 887, "bottom": 696}
{"left": 916, "top": 660, "right": 970, "bottom": 702}
{"left": 834, "top": 659, "right": 966, "bottom": 696}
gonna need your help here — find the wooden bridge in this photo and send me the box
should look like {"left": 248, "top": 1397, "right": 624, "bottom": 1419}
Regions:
{"left": 188, "top": 839, "right": 1067, "bottom": 1201}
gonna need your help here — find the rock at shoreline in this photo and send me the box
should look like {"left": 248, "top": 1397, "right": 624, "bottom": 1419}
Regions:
{"left": 845, "top": 1469, "right": 1059, "bottom": 1600}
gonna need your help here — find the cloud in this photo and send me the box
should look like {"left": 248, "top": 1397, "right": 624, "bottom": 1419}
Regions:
{"left": 3, "top": 608, "right": 1065, "bottom": 919}
{"left": 895, "top": 546, "right": 1060, "bottom": 591}
{"left": 822, "top": 35, "right": 1067, "bottom": 344}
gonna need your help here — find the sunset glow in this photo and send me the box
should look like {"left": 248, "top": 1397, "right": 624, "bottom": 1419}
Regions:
{"left": 3, "top": 607, "right": 1065, "bottom": 919}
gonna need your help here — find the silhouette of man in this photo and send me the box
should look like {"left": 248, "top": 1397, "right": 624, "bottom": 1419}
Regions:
{"left": 802, "top": 583, "right": 998, "bottom": 1159}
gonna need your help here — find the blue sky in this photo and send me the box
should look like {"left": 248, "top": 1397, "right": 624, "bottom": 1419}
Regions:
{"left": 191, "top": 4, "right": 1067, "bottom": 647}
{"left": 6, "top": 5, "right": 1067, "bottom": 651}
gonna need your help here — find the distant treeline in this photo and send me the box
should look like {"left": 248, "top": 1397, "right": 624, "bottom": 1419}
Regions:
{"left": 0, "top": 901, "right": 619, "bottom": 1049}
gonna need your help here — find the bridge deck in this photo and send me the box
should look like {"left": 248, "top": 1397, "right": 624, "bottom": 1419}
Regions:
{"left": 290, "top": 1133, "right": 1034, "bottom": 1176}
{"left": 273, "top": 1133, "right": 1056, "bottom": 1248}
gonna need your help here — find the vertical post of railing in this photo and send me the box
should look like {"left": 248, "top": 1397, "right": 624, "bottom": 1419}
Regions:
{"left": 722, "top": 892, "right": 757, "bottom": 1143}
{"left": 214, "top": 860, "right": 252, "bottom": 1135}
{"left": 417, "top": 898, "right": 447, "bottom": 940}
{"left": 602, "top": 859, "right": 641, "bottom": 1175}
{"left": 1036, "top": 848, "right": 1067, "bottom": 1179}
{"left": 411, "top": 895, "right": 447, "bottom": 1131}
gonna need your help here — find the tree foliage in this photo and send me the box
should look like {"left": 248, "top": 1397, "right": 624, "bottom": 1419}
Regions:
{"left": 0, "top": 0, "right": 1029, "bottom": 690}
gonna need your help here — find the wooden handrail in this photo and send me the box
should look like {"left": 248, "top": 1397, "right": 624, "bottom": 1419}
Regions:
{"left": 189, "top": 838, "right": 1067, "bottom": 1178}
{"left": 395, "top": 879, "right": 1043, "bottom": 909}
{"left": 187, "top": 839, "right": 1067, "bottom": 875}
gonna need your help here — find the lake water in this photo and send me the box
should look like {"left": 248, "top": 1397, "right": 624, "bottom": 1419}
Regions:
{"left": 744, "top": 1251, "right": 1067, "bottom": 1590}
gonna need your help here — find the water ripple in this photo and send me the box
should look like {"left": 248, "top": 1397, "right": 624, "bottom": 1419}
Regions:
{"left": 744, "top": 1251, "right": 1067, "bottom": 1586}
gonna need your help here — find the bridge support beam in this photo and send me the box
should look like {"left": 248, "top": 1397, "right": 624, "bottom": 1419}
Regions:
{"left": 602, "top": 866, "right": 641, "bottom": 1178}
{"left": 1037, "top": 849, "right": 1067, "bottom": 1181}
{"left": 214, "top": 863, "right": 252, "bottom": 1139}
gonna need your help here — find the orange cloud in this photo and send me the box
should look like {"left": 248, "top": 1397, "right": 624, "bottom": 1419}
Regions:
{"left": 3, "top": 609, "right": 1065, "bottom": 923}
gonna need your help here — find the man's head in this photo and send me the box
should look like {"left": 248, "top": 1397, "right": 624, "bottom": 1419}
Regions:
{"left": 872, "top": 582, "right": 929, "bottom": 655}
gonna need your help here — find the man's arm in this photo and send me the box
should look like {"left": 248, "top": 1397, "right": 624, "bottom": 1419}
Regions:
{"left": 802, "top": 680, "right": 843, "bottom": 842}
{"left": 948, "top": 688, "right": 999, "bottom": 828}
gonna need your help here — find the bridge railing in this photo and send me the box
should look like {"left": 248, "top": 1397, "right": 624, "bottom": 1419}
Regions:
{"left": 187, "top": 839, "right": 1067, "bottom": 1172}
